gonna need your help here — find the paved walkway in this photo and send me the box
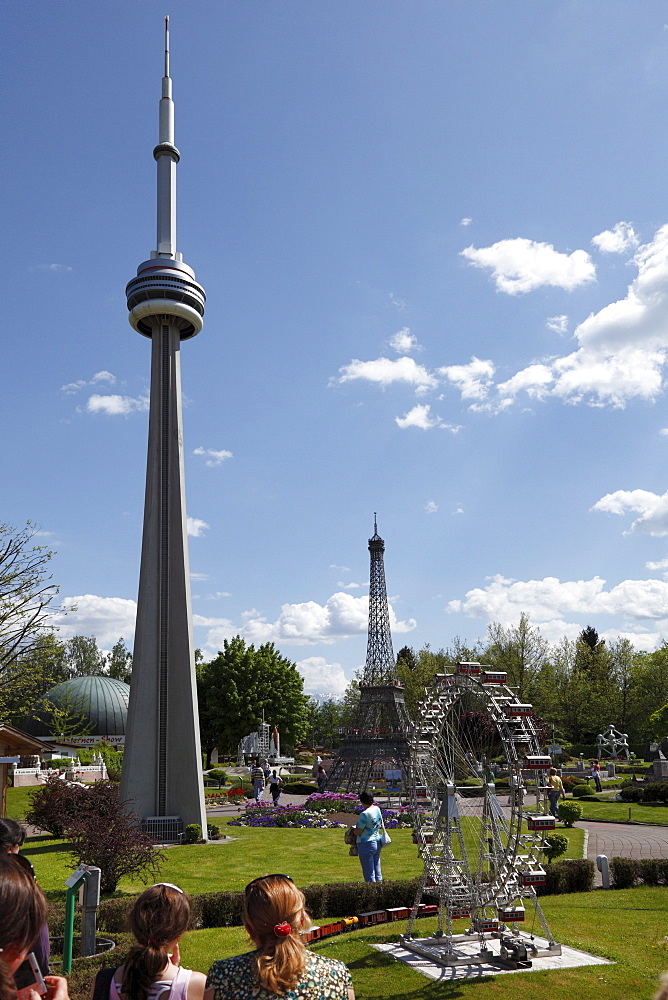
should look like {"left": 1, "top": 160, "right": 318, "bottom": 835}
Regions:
{"left": 579, "top": 819, "right": 668, "bottom": 863}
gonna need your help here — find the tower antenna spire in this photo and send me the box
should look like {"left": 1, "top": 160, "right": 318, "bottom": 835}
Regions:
{"left": 164, "top": 15, "right": 170, "bottom": 79}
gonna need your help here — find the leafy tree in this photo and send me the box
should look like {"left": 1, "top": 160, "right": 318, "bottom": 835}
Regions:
{"left": 197, "top": 636, "right": 309, "bottom": 761}
{"left": 0, "top": 633, "right": 68, "bottom": 727}
{"left": 40, "top": 688, "right": 94, "bottom": 740}
{"left": 486, "top": 614, "right": 548, "bottom": 700}
{"left": 64, "top": 635, "right": 107, "bottom": 676}
{"left": 396, "top": 646, "right": 417, "bottom": 672}
{"left": 26, "top": 775, "right": 87, "bottom": 837}
{"left": 65, "top": 782, "right": 164, "bottom": 892}
{"left": 108, "top": 637, "right": 132, "bottom": 683}
{"left": 649, "top": 703, "right": 668, "bottom": 741}
{"left": 304, "top": 697, "right": 339, "bottom": 749}
{"left": 0, "top": 522, "right": 64, "bottom": 670}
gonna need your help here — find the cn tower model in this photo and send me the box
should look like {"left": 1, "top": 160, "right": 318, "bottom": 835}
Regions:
{"left": 120, "top": 19, "right": 207, "bottom": 842}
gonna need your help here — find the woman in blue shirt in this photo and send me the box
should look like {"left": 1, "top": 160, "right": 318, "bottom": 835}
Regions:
{"left": 354, "top": 792, "right": 383, "bottom": 883}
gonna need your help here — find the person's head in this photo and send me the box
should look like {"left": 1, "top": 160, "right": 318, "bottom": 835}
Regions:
{"left": 359, "top": 791, "right": 374, "bottom": 806}
{"left": 0, "top": 854, "right": 48, "bottom": 1000}
{"left": 242, "top": 875, "right": 309, "bottom": 993}
{"left": 122, "top": 884, "right": 191, "bottom": 1000}
{"left": 549, "top": 768, "right": 557, "bottom": 776}
{"left": 0, "top": 819, "right": 25, "bottom": 855}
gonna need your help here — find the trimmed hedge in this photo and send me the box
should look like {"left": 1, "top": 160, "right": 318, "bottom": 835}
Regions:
{"left": 90, "top": 863, "right": 596, "bottom": 935}
{"left": 610, "top": 857, "right": 668, "bottom": 888}
{"left": 282, "top": 781, "right": 318, "bottom": 794}
{"left": 536, "top": 859, "right": 594, "bottom": 895}
{"left": 620, "top": 781, "right": 668, "bottom": 804}
{"left": 571, "top": 783, "right": 592, "bottom": 798}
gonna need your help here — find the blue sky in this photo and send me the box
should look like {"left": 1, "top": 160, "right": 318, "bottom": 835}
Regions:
{"left": 5, "top": 1, "right": 668, "bottom": 698}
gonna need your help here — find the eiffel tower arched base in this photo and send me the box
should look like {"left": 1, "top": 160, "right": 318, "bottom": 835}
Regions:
{"left": 324, "top": 736, "right": 410, "bottom": 794}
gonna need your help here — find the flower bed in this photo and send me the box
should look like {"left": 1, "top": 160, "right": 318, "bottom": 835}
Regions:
{"left": 228, "top": 801, "right": 416, "bottom": 829}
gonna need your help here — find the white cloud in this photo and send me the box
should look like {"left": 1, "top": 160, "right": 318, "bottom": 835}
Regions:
{"left": 388, "top": 327, "right": 420, "bottom": 353}
{"left": 474, "top": 226, "right": 668, "bottom": 409}
{"left": 591, "top": 488, "right": 668, "bottom": 536}
{"left": 425, "top": 501, "right": 438, "bottom": 514}
{"left": 329, "top": 564, "right": 350, "bottom": 573}
{"left": 54, "top": 594, "right": 137, "bottom": 647}
{"left": 497, "top": 364, "right": 554, "bottom": 400}
{"left": 448, "top": 572, "right": 668, "bottom": 648}
{"left": 296, "top": 656, "right": 349, "bottom": 699}
{"left": 461, "top": 238, "right": 595, "bottom": 295}
{"left": 62, "top": 372, "right": 117, "bottom": 395}
{"left": 591, "top": 222, "right": 639, "bottom": 254}
{"left": 646, "top": 558, "right": 668, "bottom": 572}
{"left": 460, "top": 217, "right": 472, "bottom": 227}
{"left": 193, "top": 447, "right": 233, "bottom": 467}
{"left": 37, "top": 263, "right": 73, "bottom": 272}
{"left": 336, "top": 356, "right": 437, "bottom": 391}
{"left": 203, "top": 591, "right": 416, "bottom": 647}
{"left": 86, "top": 394, "right": 149, "bottom": 416}
{"left": 190, "top": 572, "right": 209, "bottom": 581}
{"left": 389, "top": 293, "right": 407, "bottom": 311}
{"left": 439, "top": 356, "right": 495, "bottom": 401}
{"left": 395, "top": 404, "right": 445, "bottom": 430}
{"left": 187, "top": 517, "right": 210, "bottom": 537}
{"left": 337, "top": 581, "right": 361, "bottom": 590}
{"left": 61, "top": 380, "right": 88, "bottom": 395}
{"left": 91, "top": 371, "right": 116, "bottom": 384}
{"left": 660, "top": 429, "right": 668, "bottom": 436}
{"left": 547, "top": 315, "right": 569, "bottom": 334}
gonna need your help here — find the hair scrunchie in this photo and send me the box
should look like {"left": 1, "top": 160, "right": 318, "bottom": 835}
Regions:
{"left": 274, "top": 921, "right": 291, "bottom": 937}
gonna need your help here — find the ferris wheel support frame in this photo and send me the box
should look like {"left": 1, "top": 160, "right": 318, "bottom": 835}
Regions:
{"left": 399, "top": 664, "right": 562, "bottom": 969}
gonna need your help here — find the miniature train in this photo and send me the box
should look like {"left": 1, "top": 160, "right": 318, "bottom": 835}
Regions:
{"left": 301, "top": 902, "right": 438, "bottom": 944}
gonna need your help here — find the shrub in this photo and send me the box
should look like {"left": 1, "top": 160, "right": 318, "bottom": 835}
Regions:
{"left": 571, "top": 783, "right": 592, "bottom": 798}
{"left": 643, "top": 781, "right": 668, "bottom": 803}
{"left": 205, "top": 769, "right": 228, "bottom": 787}
{"left": 26, "top": 775, "right": 87, "bottom": 836}
{"left": 65, "top": 781, "right": 165, "bottom": 892}
{"left": 619, "top": 785, "right": 643, "bottom": 803}
{"left": 557, "top": 800, "right": 582, "bottom": 827}
{"left": 282, "top": 781, "right": 318, "bottom": 794}
{"left": 206, "top": 823, "right": 221, "bottom": 840}
{"left": 610, "top": 857, "right": 637, "bottom": 888}
{"left": 185, "top": 824, "right": 202, "bottom": 843}
{"left": 536, "top": 859, "right": 594, "bottom": 895}
{"left": 542, "top": 833, "right": 569, "bottom": 863}
{"left": 610, "top": 858, "right": 668, "bottom": 888}
{"left": 45, "top": 758, "right": 75, "bottom": 770}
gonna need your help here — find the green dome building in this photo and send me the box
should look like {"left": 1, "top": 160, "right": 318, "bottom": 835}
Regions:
{"left": 24, "top": 675, "right": 130, "bottom": 740}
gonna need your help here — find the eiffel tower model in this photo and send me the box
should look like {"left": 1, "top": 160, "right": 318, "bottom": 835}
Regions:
{"left": 325, "top": 518, "right": 412, "bottom": 793}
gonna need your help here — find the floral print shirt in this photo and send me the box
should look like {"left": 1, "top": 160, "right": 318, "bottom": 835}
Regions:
{"left": 206, "top": 950, "right": 352, "bottom": 1000}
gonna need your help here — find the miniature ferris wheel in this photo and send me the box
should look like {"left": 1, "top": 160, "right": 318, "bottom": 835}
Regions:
{"left": 401, "top": 662, "right": 561, "bottom": 969}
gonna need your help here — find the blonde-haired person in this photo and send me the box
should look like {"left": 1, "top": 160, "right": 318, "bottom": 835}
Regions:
{"left": 91, "top": 884, "right": 205, "bottom": 1000}
{"left": 656, "top": 972, "right": 668, "bottom": 1000}
{"left": 205, "top": 874, "right": 354, "bottom": 1000}
{"left": 0, "top": 854, "right": 69, "bottom": 1000}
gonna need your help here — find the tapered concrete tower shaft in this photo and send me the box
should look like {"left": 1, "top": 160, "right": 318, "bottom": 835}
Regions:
{"left": 120, "top": 19, "right": 207, "bottom": 842}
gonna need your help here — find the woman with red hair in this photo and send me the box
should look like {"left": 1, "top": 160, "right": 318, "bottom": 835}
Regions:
{"left": 205, "top": 875, "right": 354, "bottom": 1000}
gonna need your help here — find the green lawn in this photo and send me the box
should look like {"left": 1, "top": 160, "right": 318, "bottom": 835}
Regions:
{"left": 575, "top": 799, "right": 668, "bottom": 824}
{"left": 5, "top": 785, "right": 36, "bottom": 819}
{"left": 174, "top": 886, "right": 667, "bottom": 1000}
{"left": 17, "top": 817, "right": 584, "bottom": 900}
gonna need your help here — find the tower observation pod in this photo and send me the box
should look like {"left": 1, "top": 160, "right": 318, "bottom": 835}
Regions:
{"left": 120, "top": 19, "right": 208, "bottom": 843}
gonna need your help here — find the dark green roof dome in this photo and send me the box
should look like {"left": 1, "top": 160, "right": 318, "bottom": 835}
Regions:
{"left": 24, "top": 675, "right": 130, "bottom": 738}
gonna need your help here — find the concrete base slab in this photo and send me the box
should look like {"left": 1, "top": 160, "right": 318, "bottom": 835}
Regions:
{"left": 372, "top": 933, "right": 613, "bottom": 981}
